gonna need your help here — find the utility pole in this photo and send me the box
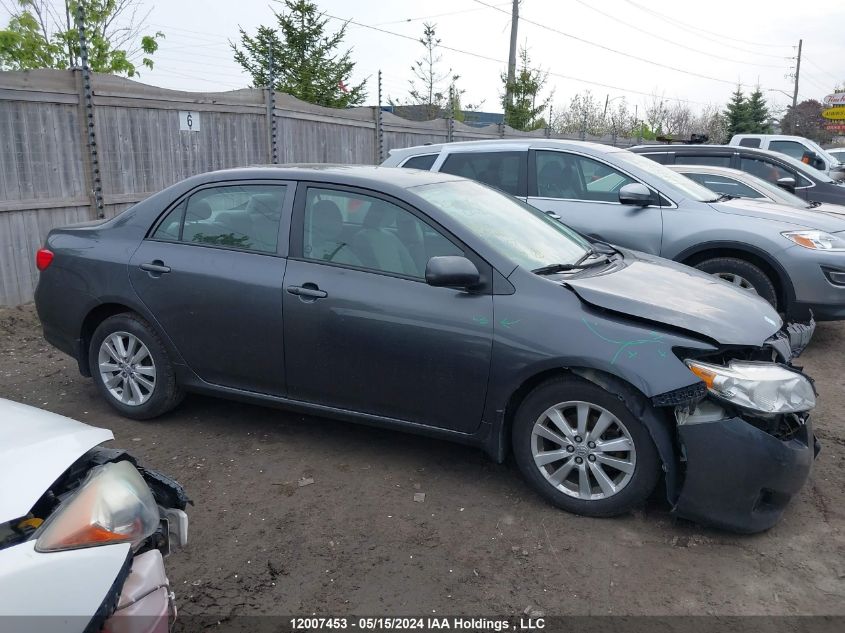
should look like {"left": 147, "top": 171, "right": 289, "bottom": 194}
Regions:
{"left": 504, "top": 0, "right": 519, "bottom": 116}
{"left": 790, "top": 38, "right": 802, "bottom": 133}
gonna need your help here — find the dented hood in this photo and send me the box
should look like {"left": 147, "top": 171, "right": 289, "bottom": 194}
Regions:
{"left": 0, "top": 399, "right": 112, "bottom": 523}
{"left": 564, "top": 255, "right": 782, "bottom": 346}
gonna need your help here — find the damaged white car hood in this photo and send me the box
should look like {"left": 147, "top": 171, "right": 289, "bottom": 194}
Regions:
{"left": 0, "top": 399, "right": 112, "bottom": 523}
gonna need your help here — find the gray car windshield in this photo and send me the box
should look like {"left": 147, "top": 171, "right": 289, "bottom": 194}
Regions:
{"left": 613, "top": 151, "right": 719, "bottom": 202}
{"left": 413, "top": 180, "right": 592, "bottom": 270}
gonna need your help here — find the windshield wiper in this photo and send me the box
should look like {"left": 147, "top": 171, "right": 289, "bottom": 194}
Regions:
{"left": 708, "top": 193, "right": 736, "bottom": 202}
{"left": 532, "top": 250, "right": 612, "bottom": 275}
{"left": 809, "top": 201, "right": 822, "bottom": 208}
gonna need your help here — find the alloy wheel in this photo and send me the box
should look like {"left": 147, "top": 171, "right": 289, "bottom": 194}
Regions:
{"left": 98, "top": 331, "right": 156, "bottom": 406}
{"left": 531, "top": 401, "right": 636, "bottom": 500}
{"left": 714, "top": 272, "right": 757, "bottom": 293}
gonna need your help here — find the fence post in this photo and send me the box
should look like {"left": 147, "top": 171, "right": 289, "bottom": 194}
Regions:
{"left": 447, "top": 85, "right": 455, "bottom": 144}
{"left": 75, "top": 4, "right": 104, "bottom": 219}
{"left": 375, "top": 70, "right": 384, "bottom": 164}
{"left": 266, "top": 47, "right": 278, "bottom": 164}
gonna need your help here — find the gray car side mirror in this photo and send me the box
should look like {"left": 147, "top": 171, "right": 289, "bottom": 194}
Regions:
{"left": 618, "top": 183, "right": 653, "bottom": 206}
{"left": 425, "top": 256, "right": 480, "bottom": 289}
{"left": 776, "top": 177, "right": 796, "bottom": 193}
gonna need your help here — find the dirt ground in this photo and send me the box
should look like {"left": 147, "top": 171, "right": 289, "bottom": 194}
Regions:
{"left": 1, "top": 303, "right": 844, "bottom": 620}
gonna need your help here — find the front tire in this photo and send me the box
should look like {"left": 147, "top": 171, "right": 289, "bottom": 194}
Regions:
{"left": 512, "top": 376, "right": 660, "bottom": 517}
{"left": 89, "top": 313, "right": 183, "bottom": 420}
{"left": 694, "top": 257, "right": 778, "bottom": 308}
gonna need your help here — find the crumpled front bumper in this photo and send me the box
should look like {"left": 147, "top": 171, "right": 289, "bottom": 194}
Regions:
{"left": 103, "top": 549, "right": 174, "bottom": 633}
{"left": 673, "top": 414, "right": 818, "bottom": 533}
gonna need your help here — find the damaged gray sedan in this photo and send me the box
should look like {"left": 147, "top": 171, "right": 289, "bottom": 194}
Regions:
{"left": 34, "top": 167, "right": 818, "bottom": 532}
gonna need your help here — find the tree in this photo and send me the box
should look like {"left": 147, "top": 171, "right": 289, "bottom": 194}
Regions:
{"left": 0, "top": 0, "right": 162, "bottom": 76}
{"left": 644, "top": 91, "right": 670, "bottom": 135}
{"left": 781, "top": 100, "right": 832, "bottom": 144}
{"left": 392, "top": 23, "right": 454, "bottom": 120}
{"left": 554, "top": 90, "right": 605, "bottom": 136}
{"left": 724, "top": 85, "right": 752, "bottom": 137}
{"left": 232, "top": 0, "right": 366, "bottom": 108}
{"left": 501, "top": 47, "right": 551, "bottom": 131}
{"left": 745, "top": 87, "right": 772, "bottom": 133}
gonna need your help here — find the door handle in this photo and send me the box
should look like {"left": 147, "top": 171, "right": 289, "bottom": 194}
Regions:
{"left": 544, "top": 210, "right": 561, "bottom": 220}
{"left": 140, "top": 261, "right": 171, "bottom": 274}
{"left": 287, "top": 284, "right": 327, "bottom": 299}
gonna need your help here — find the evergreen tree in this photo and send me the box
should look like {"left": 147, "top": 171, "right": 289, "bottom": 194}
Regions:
{"left": 501, "top": 47, "right": 551, "bottom": 131}
{"left": 746, "top": 87, "right": 772, "bottom": 133}
{"left": 232, "top": 0, "right": 366, "bottom": 108}
{"left": 396, "top": 23, "right": 453, "bottom": 120}
{"left": 724, "top": 86, "right": 751, "bottom": 137}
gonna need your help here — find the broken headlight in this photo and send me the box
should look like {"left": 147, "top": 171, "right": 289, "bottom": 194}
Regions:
{"left": 685, "top": 360, "right": 815, "bottom": 415}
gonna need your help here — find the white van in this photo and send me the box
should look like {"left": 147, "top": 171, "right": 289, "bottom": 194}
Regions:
{"left": 729, "top": 134, "right": 845, "bottom": 181}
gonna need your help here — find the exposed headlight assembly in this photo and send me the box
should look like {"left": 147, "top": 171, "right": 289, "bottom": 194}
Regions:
{"left": 686, "top": 360, "right": 815, "bottom": 414}
{"left": 782, "top": 230, "right": 845, "bottom": 251}
{"left": 36, "top": 460, "right": 160, "bottom": 552}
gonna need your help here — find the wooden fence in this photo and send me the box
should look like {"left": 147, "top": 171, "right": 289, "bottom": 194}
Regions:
{"left": 0, "top": 69, "right": 635, "bottom": 306}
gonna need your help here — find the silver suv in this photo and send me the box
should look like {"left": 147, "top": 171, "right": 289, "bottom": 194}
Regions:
{"left": 383, "top": 139, "right": 845, "bottom": 321}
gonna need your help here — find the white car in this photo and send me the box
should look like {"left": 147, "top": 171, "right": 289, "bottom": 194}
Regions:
{"left": 0, "top": 399, "right": 188, "bottom": 633}
{"left": 829, "top": 148, "right": 845, "bottom": 163}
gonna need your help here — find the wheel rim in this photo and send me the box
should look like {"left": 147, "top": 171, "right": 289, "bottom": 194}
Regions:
{"left": 531, "top": 401, "right": 636, "bottom": 500}
{"left": 98, "top": 332, "right": 156, "bottom": 406}
{"left": 714, "top": 272, "right": 757, "bottom": 294}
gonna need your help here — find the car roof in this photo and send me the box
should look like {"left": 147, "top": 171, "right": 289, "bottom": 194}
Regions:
{"left": 388, "top": 138, "right": 625, "bottom": 159}
{"left": 170, "top": 164, "right": 463, "bottom": 190}
{"left": 631, "top": 144, "right": 792, "bottom": 160}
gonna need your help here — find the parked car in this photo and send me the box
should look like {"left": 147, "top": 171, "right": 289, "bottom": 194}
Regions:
{"left": 384, "top": 140, "right": 845, "bottom": 320}
{"left": 829, "top": 148, "right": 845, "bottom": 162}
{"left": 667, "top": 164, "right": 845, "bottom": 215}
{"left": 729, "top": 134, "right": 845, "bottom": 181}
{"left": 36, "top": 165, "right": 818, "bottom": 532}
{"left": 630, "top": 143, "right": 845, "bottom": 206}
{"left": 0, "top": 398, "right": 189, "bottom": 632}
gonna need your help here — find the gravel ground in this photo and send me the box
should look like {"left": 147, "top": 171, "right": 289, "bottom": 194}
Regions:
{"left": 1, "top": 304, "right": 844, "bottom": 620}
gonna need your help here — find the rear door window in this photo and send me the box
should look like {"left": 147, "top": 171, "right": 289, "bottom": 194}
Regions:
{"left": 738, "top": 138, "right": 761, "bottom": 148}
{"left": 439, "top": 151, "right": 527, "bottom": 196}
{"left": 152, "top": 184, "right": 287, "bottom": 254}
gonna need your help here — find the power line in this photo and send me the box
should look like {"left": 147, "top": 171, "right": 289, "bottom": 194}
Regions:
{"left": 373, "top": 2, "right": 511, "bottom": 26}
{"left": 322, "top": 12, "right": 712, "bottom": 106}
{"left": 472, "top": 0, "right": 763, "bottom": 88}
{"left": 573, "top": 0, "right": 783, "bottom": 69}
{"left": 803, "top": 57, "right": 841, "bottom": 84}
{"left": 622, "top": 0, "right": 793, "bottom": 52}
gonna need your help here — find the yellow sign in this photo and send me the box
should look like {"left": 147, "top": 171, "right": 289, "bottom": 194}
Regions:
{"left": 822, "top": 107, "right": 845, "bottom": 120}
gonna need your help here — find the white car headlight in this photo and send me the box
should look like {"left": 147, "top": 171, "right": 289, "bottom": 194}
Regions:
{"left": 36, "top": 460, "right": 160, "bottom": 552}
{"left": 782, "top": 230, "right": 845, "bottom": 251}
{"left": 686, "top": 360, "right": 815, "bottom": 414}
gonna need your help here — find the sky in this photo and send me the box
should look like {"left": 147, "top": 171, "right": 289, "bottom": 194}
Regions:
{"left": 4, "top": 0, "right": 845, "bottom": 117}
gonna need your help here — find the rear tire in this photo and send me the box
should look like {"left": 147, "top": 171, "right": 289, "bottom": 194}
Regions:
{"left": 694, "top": 257, "right": 778, "bottom": 308}
{"left": 512, "top": 375, "right": 660, "bottom": 518}
{"left": 89, "top": 313, "right": 183, "bottom": 420}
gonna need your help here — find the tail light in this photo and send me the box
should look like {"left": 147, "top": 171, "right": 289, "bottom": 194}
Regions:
{"left": 36, "top": 248, "right": 54, "bottom": 271}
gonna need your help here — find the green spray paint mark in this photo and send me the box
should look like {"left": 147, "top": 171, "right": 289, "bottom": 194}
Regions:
{"left": 500, "top": 318, "right": 521, "bottom": 329}
{"left": 473, "top": 316, "right": 490, "bottom": 326}
{"left": 582, "top": 317, "right": 667, "bottom": 365}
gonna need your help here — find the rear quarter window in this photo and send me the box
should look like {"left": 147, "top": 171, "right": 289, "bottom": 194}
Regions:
{"left": 401, "top": 154, "right": 438, "bottom": 170}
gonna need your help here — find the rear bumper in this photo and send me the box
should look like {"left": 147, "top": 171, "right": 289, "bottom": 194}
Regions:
{"left": 104, "top": 549, "right": 174, "bottom": 633}
{"left": 673, "top": 415, "right": 818, "bottom": 533}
